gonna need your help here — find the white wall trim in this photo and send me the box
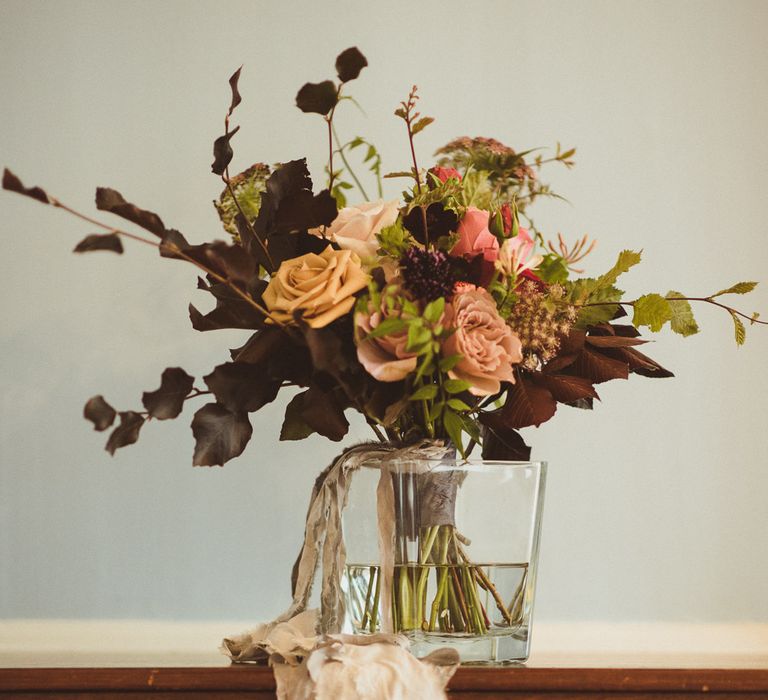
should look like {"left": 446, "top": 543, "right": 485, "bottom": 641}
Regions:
{"left": 1, "top": 620, "right": 767, "bottom": 658}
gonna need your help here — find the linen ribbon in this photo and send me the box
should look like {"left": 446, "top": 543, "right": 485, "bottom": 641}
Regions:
{"left": 223, "top": 439, "right": 451, "bottom": 662}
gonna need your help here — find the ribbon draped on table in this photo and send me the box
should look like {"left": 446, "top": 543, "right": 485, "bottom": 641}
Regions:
{"left": 222, "top": 441, "right": 458, "bottom": 699}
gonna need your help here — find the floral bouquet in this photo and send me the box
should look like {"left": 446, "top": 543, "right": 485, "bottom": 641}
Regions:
{"left": 4, "top": 47, "right": 764, "bottom": 662}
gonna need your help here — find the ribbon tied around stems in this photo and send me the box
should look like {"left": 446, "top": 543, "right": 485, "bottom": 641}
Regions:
{"left": 223, "top": 440, "right": 452, "bottom": 662}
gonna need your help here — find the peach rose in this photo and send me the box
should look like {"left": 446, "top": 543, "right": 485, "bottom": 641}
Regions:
{"left": 443, "top": 286, "right": 522, "bottom": 396}
{"left": 355, "top": 292, "right": 417, "bottom": 382}
{"left": 450, "top": 207, "right": 499, "bottom": 263}
{"left": 310, "top": 199, "right": 399, "bottom": 259}
{"left": 263, "top": 246, "right": 369, "bottom": 328}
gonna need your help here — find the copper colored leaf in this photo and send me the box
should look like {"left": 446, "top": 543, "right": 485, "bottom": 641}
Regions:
{"left": 336, "top": 47, "right": 368, "bottom": 82}
{"left": 73, "top": 233, "right": 123, "bottom": 254}
{"left": 203, "top": 362, "right": 280, "bottom": 413}
{"left": 95, "top": 187, "right": 166, "bottom": 237}
{"left": 620, "top": 347, "right": 675, "bottom": 378}
{"left": 211, "top": 125, "right": 240, "bottom": 176}
{"left": 105, "top": 411, "right": 145, "bottom": 455}
{"left": 480, "top": 412, "right": 532, "bottom": 461}
{"left": 533, "top": 373, "right": 599, "bottom": 404}
{"left": 191, "top": 403, "right": 252, "bottom": 466}
{"left": 141, "top": 367, "right": 194, "bottom": 420}
{"left": 227, "top": 66, "right": 242, "bottom": 117}
{"left": 2, "top": 168, "right": 49, "bottom": 203}
{"left": 295, "top": 80, "right": 338, "bottom": 115}
{"left": 83, "top": 395, "right": 116, "bottom": 431}
{"left": 571, "top": 348, "right": 629, "bottom": 384}
{"left": 501, "top": 375, "right": 557, "bottom": 429}
{"left": 585, "top": 335, "right": 648, "bottom": 348}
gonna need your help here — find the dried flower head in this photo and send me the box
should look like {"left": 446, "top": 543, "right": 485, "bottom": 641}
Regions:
{"left": 507, "top": 281, "right": 578, "bottom": 370}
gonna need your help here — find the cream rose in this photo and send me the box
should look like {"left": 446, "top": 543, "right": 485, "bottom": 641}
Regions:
{"left": 263, "top": 246, "right": 369, "bottom": 328}
{"left": 311, "top": 199, "right": 399, "bottom": 259}
{"left": 443, "top": 285, "right": 522, "bottom": 396}
{"left": 355, "top": 292, "right": 417, "bottom": 382}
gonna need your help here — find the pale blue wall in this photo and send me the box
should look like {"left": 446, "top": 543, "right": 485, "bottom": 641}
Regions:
{"left": 1, "top": 0, "right": 767, "bottom": 623}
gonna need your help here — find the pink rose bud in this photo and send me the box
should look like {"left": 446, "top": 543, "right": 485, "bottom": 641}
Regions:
{"left": 428, "top": 166, "right": 462, "bottom": 189}
{"left": 501, "top": 203, "right": 514, "bottom": 235}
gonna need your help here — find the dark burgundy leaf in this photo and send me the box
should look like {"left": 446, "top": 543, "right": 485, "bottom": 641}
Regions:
{"left": 336, "top": 47, "right": 368, "bottom": 82}
{"left": 83, "top": 395, "right": 116, "bottom": 431}
{"left": 501, "top": 374, "right": 557, "bottom": 429}
{"left": 570, "top": 348, "right": 629, "bottom": 384}
{"left": 300, "top": 384, "right": 349, "bottom": 441}
{"left": 252, "top": 159, "right": 338, "bottom": 241}
{"left": 611, "top": 324, "right": 642, "bottom": 338}
{"left": 279, "top": 392, "right": 315, "bottom": 441}
{"left": 73, "top": 233, "right": 123, "bottom": 254}
{"left": 188, "top": 279, "right": 267, "bottom": 332}
{"left": 211, "top": 125, "right": 240, "bottom": 176}
{"left": 558, "top": 329, "right": 586, "bottom": 354}
{"left": 228, "top": 66, "right": 242, "bottom": 117}
{"left": 105, "top": 411, "right": 145, "bottom": 455}
{"left": 191, "top": 403, "right": 252, "bottom": 466}
{"left": 267, "top": 230, "right": 333, "bottom": 269}
{"left": 402, "top": 203, "right": 458, "bottom": 245}
{"left": 532, "top": 373, "right": 599, "bottom": 404}
{"left": 2, "top": 168, "right": 49, "bottom": 203}
{"left": 203, "top": 241, "right": 258, "bottom": 286}
{"left": 95, "top": 187, "right": 166, "bottom": 237}
{"left": 230, "top": 327, "right": 285, "bottom": 363}
{"left": 480, "top": 412, "right": 532, "bottom": 461}
{"left": 141, "top": 367, "right": 194, "bottom": 420}
{"left": 295, "top": 80, "right": 338, "bottom": 115}
{"left": 203, "top": 362, "right": 280, "bottom": 413}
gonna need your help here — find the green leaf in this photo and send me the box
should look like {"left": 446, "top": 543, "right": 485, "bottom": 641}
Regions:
{"left": 632, "top": 293, "right": 673, "bottom": 332}
{"left": 537, "top": 255, "right": 569, "bottom": 284}
{"left": 730, "top": 311, "right": 746, "bottom": 346}
{"left": 376, "top": 221, "right": 412, "bottom": 258}
{"left": 410, "top": 116, "right": 434, "bottom": 136}
{"left": 367, "top": 316, "right": 407, "bottom": 339}
{"left": 438, "top": 354, "right": 463, "bottom": 372}
{"left": 406, "top": 323, "right": 432, "bottom": 351}
{"left": 423, "top": 297, "right": 445, "bottom": 324}
{"left": 428, "top": 401, "right": 444, "bottom": 421}
{"left": 446, "top": 398, "right": 471, "bottom": 412}
{"left": 444, "top": 379, "right": 472, "bottom": 394}
{"left": 597, "top": 250, "right": 642, "bottom": 289}
{"left": 712, "top": 281, "right": 758, "bottom": 298}
{"left": 442, "top": 409, "right": 466, "bottom": 457}
{"left": 413, "top": 350, "right": 434, "bottom": 382}
{"left": 574, "top": 285, "right": 623, "bottom": 329}
{"left": 409, "top": 384, "right": 438, "bottom": 401}
{"left": 458, "top": 412, "right": 481, "bottom": 442}
{"left": 666, "top": 291, "right": 700, "bottom": 337}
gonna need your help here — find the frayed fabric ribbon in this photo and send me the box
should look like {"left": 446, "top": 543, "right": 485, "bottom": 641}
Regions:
{"left": 223, "top": 440, "right": 451, "bottom": 663}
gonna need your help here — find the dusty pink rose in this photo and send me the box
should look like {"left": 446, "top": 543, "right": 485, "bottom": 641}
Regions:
{"left": 443, "top": 286, "right": 522, "bottom": 396}
{"left": 451, "top": 207, "right": 499, "bottom": 264}
{"left": 355, "top": 293, "right": 417, "bottom": 382}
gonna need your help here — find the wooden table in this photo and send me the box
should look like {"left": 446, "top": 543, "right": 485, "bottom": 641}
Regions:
{"left": 1, "top": 652, "right": 767, "bottom": 698}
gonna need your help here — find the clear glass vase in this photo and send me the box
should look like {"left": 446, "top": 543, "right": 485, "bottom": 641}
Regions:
{"left": 341, "top": 454, "right": 547, "bottom": 664}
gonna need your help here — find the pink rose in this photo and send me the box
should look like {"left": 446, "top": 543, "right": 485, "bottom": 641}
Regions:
{"left": 355, "top": 293, "right": 417, "bottom": 382}
{"left": 451, "top": 207, "right": 499, "bottom": 264}
{"left": 443, "top": 286, "right": 522, "bottom": 396}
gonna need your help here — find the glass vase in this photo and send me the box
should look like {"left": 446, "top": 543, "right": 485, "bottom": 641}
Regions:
{"left": 341, "top": 454, "right": 547, "bottom": 664}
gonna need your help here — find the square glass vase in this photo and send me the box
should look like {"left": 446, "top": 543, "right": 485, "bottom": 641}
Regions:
{"left": 340, "top": 455, "right": 547, "bottom": 665}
